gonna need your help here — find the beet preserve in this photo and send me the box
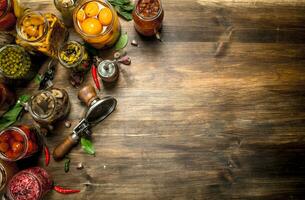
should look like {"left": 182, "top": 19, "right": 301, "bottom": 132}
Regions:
{"left": 6, "top": 167, "right": 53, "bottom": 200}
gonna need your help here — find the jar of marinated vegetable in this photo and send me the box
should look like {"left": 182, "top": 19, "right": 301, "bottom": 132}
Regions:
{"left": 0, "top": 45, "right": 34, "bottom": 80}
{"left": 132, "top": 0, "right": 164, "bottom": 36}
{"left": 28, "top": 88, "right": 70, "bottom": 126}
{"left": 0, "top": 83, "right": 16, "bottom": 111}
{"left": 6, "top": 167, "right": 52, "bottom": 200}
{"left": 54, "top": 0, "right": 77, "bottom": 27}
{"left": 16, "top": 11, "right": 69, "bottom": 58}
{"left": 0, "top": 160, "right": 18, "bottom": 193}
{"left": 73, "top": 0, "right": 121, "bottom": 49}
{"left": 0, "top": 0, "right": 23, "bottom": 31}
{"left": 58, "top": 41, "right": 91, "bottom": 72}
{"left": 0, "top": 125, "right": 41, "bottom": 162}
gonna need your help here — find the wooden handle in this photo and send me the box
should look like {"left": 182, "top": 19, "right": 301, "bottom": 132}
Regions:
{"left": 53, "top": 135, "right": 78, "bottom": 161}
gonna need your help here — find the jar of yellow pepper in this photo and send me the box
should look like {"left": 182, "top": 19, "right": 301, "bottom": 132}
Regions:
{"left": 16, "top": 11, "right": 69, "bottom": 58}
{"left": 73, "top": 0, "right": 121, "bottom": 49}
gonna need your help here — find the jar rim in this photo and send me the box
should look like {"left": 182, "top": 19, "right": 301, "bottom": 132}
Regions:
{"left": 0, "top": 164, "right": 7, "bottom": 192}
{"left": 135, "top": 0, "right": 163, "bottom": 21}
{"left": 0, "top": 0, "right": 11, "bottom": 19}
{"left": 0, "top": 127, "right": 28, "bottom": 162}
{"left": 28, "top": 90, "right": 56, "bottom": 120}
{"left": 16, "top": 12, "right": 49, "bottom": 43}
{"left": 0, "top": 45, "right": 31, "bottom": 79}
{"left": 54, "top": 0, "right": 76, "bottom": 9}
{"left": 73, "top": 0, "right": 115, "bottom": 38}
{"left": 58, "top": 41, "right": 85, "bottom": 68}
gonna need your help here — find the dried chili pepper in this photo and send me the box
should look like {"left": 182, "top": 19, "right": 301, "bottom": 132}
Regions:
{"left": 91, "top": 64, "right": 100, "bottom": 91}
{"left": 44, "top": 145, "right": 50, "bottom": 166}
{"left": 53, "top": 185, "right": 80, "bottom": 194}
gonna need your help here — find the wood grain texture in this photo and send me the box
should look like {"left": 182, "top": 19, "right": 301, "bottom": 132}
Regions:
{"left": 9, "top": 0, "right": 305, "bottom": 199}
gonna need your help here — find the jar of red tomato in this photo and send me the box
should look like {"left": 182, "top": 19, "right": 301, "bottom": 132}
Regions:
{"left": 6, "top": 167, "right": 53, "bottom": 200}
{"left": 0, "top": 0, "right": 23, "bottom": 31}
{"left": 132, "top": 0, "right": 164, "bottom": 36}
{"left": 0, "top": 125, "right": 40, "bottom": 161}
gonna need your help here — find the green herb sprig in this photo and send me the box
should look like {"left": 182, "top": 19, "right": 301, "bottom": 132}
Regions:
{"left": 81, "top": 137, "right": 95, "bottom": 155}
{"left": 108, "top": 0, "right": 135, "bottom": 21}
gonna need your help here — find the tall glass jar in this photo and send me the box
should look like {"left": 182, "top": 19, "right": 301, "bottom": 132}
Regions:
{"left": 54, "top": 0, "right": 77, "bottom": 27}
{"left": 16, "top": 11, "right": 69, "bottom": 58}
{"left": 73, "top": 0, "right": 121, "bottom": 49}
{"left": 0, "top": 83, "right": 16, "bottom": 111}
{"left": 58, "top": 41, "right": 91, "bottom": 72}
{"left": 28, "top": 88, "right": 70, "bottom": 126}
{"left": 0, "top": 160, "right": 18, "bottom": 193}
{"left": 132, "top": 0, "right": 164, "bottom": 36}
{"left": 0, "top": 125, "right": 41, "bottom": 162}
{"left": 6, "top": 167, "right": 52, "bottom": 200}
{"left": 0, "top": 45, "right": 34, "bottom": 81}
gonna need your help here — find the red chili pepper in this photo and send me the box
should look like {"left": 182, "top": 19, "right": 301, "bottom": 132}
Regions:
{"left": 91, "top": 64, "right": 100, "bottom": 91}
{"left": 44, "top": 145, "right": 50, "bottom": 166}
{"left": 53, "top": 185, "right": 80, "bottom": 194}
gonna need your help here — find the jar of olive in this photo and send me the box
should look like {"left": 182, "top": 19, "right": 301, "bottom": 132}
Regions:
{"left": 58, "top": 41, "right": 91, "bottom": 72}
{"left": 0, "top": 45, "right": 34, "bottom": 80}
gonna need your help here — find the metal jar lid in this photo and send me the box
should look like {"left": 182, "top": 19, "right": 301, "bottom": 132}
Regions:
{"left": 97, "top": 60, "right": 119, "bottom": 83}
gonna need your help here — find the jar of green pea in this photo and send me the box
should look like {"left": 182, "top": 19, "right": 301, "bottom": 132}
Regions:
{"left": 0, "top": 45, "right": 34, "bottom": 80}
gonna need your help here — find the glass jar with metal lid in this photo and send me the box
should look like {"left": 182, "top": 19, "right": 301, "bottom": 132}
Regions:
{"left": 132, "top": 0, "right": 164, "bottom": 36}
{"left": 16, "top": 11, "right": 69, "bottom": 58}
{"left": 54, "top": 0, "right": 77, "bottom": 27}
{"left": 95, "top": 58, "right": 119, "bottom": 83}
{"left": 28, "top": 88, "right": 70, "bottom": 126}
{"left": 58, "top": 40, "right": 91, "bottom": 73}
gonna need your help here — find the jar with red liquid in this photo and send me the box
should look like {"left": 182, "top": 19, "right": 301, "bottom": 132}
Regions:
{"left": 6, "top": 167, "right": 53, "bottom": 200}
{"left": 0, "top": 0, "right": 24, "bottom": 31}
{"left": 0, "top": 125, "right": 40, "bottom": 161}
{"left": 0, "top": 83, "right": 16, "bottom": 111}
{"left": 132, "top": 0, "right": 164, "bottom": 36}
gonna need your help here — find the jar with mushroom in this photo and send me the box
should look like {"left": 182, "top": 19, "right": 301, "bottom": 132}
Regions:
{"left": 16, "top": 11, "right": 69, "bottom": 58}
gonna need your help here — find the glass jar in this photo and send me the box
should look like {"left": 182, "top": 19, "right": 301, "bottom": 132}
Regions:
{"left": 58, "top": 41, "right": 91, "bottom": 72}
{"left": 28, "top": 88, "right": 70, "bottom": 126}
{"left": 6, "top": 167, "right": 52, "bottom": 200}
{"left": 0, "top": 45, "right": 34, "bottom": 80}
{"left": 132, "top": 0, "right": 164, "bottom": 36}
{"left": 0, "top": 83, "right": 16, "bottom": 111}
{"left": 73, "top": 0, "right": 121, "bottom": 49}
{"left": 0, "top": 125, "right": 41, "bottom": 161}
{"left": 54, "top": 0, "right": 77, "bottom": 27}
{"left": 0, "top": 160, "right": 18, "bottom": 193}
{"left": 0, "top": 0, "right": 17, "bottom": 31}
{"left": 16, "top": 11, "right": 69, "bottom": 58}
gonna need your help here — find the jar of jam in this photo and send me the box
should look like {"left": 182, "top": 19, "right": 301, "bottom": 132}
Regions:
{"left": 0, "top": 125, "right": 41, "bottom": 161}
{"left": 0, "top": 83, "right": 16, "bottom": 111}
{"left": 16, "top": 11, "right": 69, "bottom": 58}
{"left": 58, "top": 41, "right": 91, "bottom": 72}
{"left": 132, "top": 0, "right": 164, "bottom": 36}
{"left": 28, "top": 88, "right": 70, "bottom": 126}
{"left": 0, "top": 160, "right": 18, "bottom": 193}
{"left": 0, "top": 45, "right": 34, "bottom": 81}
{"left": 54, "top": 0, "right": 77, "bottom": 27}
{"left": 6, "top": 167, "right": 52, "bottom": 200}
{"left": 73, "top": 0, "right": 121, "bottom": 49}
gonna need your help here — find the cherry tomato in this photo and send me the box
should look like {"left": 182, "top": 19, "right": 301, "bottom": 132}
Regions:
{"left": 5, "top": 150, "right": 16, "bottom": 159}
{"left": 12, "top": 131, "right": 24, "bottom": 142}
{"left": 12, "top": 142, "right": 24, "bottom": 153}
{"left": 19, "top": 125, "right": 31, "bottom": 137}
{"left": 0, "top": 142, "right": 9, "bottom": 153}
{"left": 0, "top": 132, "right": 10, "bottom": 142}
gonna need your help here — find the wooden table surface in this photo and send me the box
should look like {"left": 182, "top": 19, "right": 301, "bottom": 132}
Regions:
{"left": 13, "top": 0, "right": 305, "bottom": 199}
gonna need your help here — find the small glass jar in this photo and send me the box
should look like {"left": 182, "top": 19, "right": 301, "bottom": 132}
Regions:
{"left": 0, "top": 160, "right": 18, "bottom": 193}
{"left": 16, "top": 11, "right": 69, "bottom": 58}
{"left": 0, "top": 83, "right": 16, "bottom": 111}
{"left": 0, "top": 0, "right": 17, "bottom": 31}
{"left": 54, "top": 0, "right": 77, "bottom": 27}
{"left": 132, "top": 0, "right": 164, "bottom": 36}
{"left": 28, "top": 88, "right": 70, "bottom": 126}
{"left": 58, "top": 41, "right": 91, "bottom": 72}
{"left": 6, "top": 167, "right": 52, "bottom": 200}
{"left": 73, "top": 0, "right": 121, "bottom": 49}
{"left": 0, "top": 125, "right": 41, "bottom": 161}
{"left": 0, "top": 45, "right": 34, "bottom": 80}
